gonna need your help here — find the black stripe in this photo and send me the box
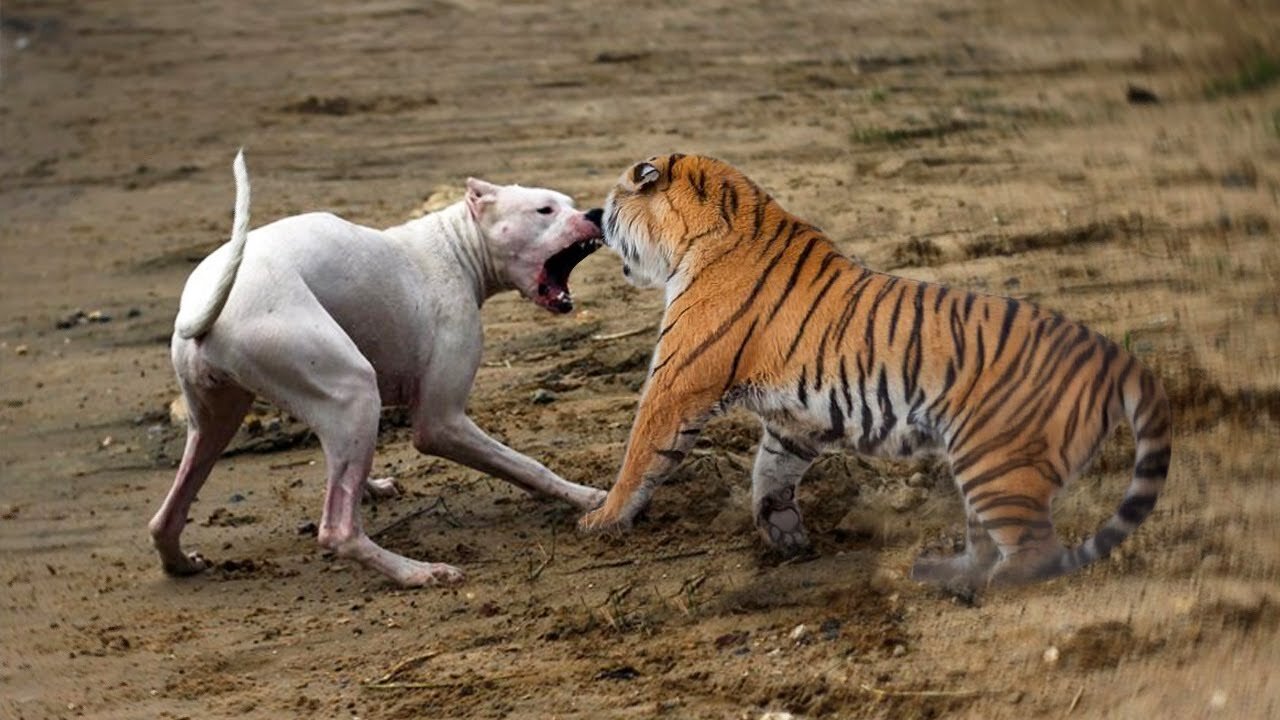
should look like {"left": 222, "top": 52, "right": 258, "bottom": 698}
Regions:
{"left": 650, "top": 354, "right": 673, "bottom": 376}
{"left": 887, "top": 283, "right": 908, "bottom": 345}
{"left": 993, "top": 297, "right": 1020, "bottom": 361}
{"left": 690, "top": 169, "right": 708, "bottom": 201}
{"left": 821, "top": 387, "right": 845, "bottom": 442}
{"left": 972, "top": 494, "right": 1047, "bottom": 514}
{"left": 797, "top": 367, "right": 809, "bottom": 407}
{"left": 719, "top": 181, "right": 738, "bottom": 228}
{"left": 838, "top": 357, "right": 853, "bottom": 413}
{"left": 1138, "top": 415, "right": 1170, "bottom": 442}
{"left": 765, "top": 429, "right": 818, "bottom": 461}
{"left": 656, "top": 448, "right": 686, "bottom": 463}
{"left": 1134, "top": 447, "right": 1171, "bottom": 479}
{"left": 673, "top": 243, "right": 791, "bottom": 373}
{"left": 767, "top": 236, "right": 821, "bottom": 322}
{"left": 981, "top": 517, "right": 1053, "bottom": 531}
{"left": 902, "top": 283, "right": 927, "bottom": 401}
{"left": 723, "top": 319, "right": 758, "bottom": 394}
{"left": 932, "top": 285, "right": 950, "bottom": 313}
{"left": 1116, "top": 493, "right": 1157, "bottom": 524}
{"left": 784, "top": 269, "right": 842, "bottom": 359}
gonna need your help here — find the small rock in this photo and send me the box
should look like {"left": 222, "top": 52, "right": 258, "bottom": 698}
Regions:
{"left": 715, "top": 630, "right": 750, "bottom": 650}
{"left": 1221, "top": 163, "right": 1257, "bottom": 189}
{"left": 531, "top": 388, "right": 557, "bottom": 405}
{"left": 1043, "top": 645, "right": 1060, "bottom": 664}
{"left": 1209, "top": 689, "right": 1228, "bottom": 711}
{"left": 789, "top": 624, "right": 810, "bottom": 643}
{"left": 874, "top": 157, "right": 909, "bottom": 178}
{"left": 87, "top": 310, "right": 111, "bottom": 323}
{"left": 593, "top": 665, "right": 640, "bottom": 681}
{"left": 296, "top": 521, "right": 318, "bottom": 536}
{"left": 127, "top": 308, "right": 142, "bottom": 318}
{"left": 14, "top": 344, "right": 28, "bottom": 356}
{"left": 100, "top": 435, "right": 113, "bottom": 449}
{"left": 1126, "top": 84, "right": 1159, "bottom": 104}
{"left": 593, "top": 50, "right": 649, "bottom": 64}
{"left": 169, "top": 395, "right": 189, "bottom": 426}
{"left": 228, "top": 492, "right": 246, "bottom": 503}
{"left": 819, "top": 618, "right": 842, "bottom": 641}
{"left": 891, "top": 644, "right": 906, "bottom": 657}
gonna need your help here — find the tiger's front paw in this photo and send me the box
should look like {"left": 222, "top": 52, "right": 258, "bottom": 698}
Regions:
{"left": 577, "top": 505, "right": 632, "bottom": 534}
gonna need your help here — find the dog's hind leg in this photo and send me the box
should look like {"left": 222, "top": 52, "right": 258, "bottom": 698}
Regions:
{"left": 149, "top": 380, "right": 253, "bottom": 575}
{"left": 225, "top": 301, "right": 464, "bottom": 588}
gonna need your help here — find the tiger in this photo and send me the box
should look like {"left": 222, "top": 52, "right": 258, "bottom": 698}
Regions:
{"left": 577, "top": 153, "right": 1172, "bottom": 590}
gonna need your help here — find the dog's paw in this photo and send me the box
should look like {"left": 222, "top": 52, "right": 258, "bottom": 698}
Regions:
{"left": 363, "top": 476, "right": 404, "bottom": 502}
{"left": 163, "top": 551, "right": 211, "bottom": 577}
{"left": 392, "top": 561, "right": 466, "bottom": 588}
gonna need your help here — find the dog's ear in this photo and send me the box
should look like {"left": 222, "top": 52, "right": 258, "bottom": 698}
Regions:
{"left": 465, "top": 178, "right": 499, "bottom": 220}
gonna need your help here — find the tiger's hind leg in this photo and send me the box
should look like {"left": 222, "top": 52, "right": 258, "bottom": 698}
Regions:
{"left": 910, "top": 508, "right": 1000, "bottom": 593}
{"left": 751, "top": 426, "right": 817, "bottom": 558}
{"left": 964, "top": 468, "right": 1067, "bottom": 587}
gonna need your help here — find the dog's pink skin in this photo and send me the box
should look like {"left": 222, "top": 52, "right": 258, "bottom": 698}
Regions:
{"left": 151, "top": 170, "right": 604, "bottom": 588}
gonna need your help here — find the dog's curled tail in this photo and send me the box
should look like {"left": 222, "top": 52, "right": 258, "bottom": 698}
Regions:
{"left": 174, "top": 149, "right": 251, "bottom": 340}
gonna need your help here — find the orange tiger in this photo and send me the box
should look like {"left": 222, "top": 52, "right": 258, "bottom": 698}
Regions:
{"left": 578, "top": 153, "right": 1172, "bottom": 590}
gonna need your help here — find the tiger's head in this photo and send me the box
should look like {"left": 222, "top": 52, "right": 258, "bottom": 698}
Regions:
{"left": 603, "top": 153, "right": 762, "bottom": 288}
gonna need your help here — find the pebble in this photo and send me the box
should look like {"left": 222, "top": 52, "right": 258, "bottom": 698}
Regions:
{"left": 15, "top": 344, "right": 29, "bottom": 356}
{"left": 1043, "top": 645, "right": 1060, "bottom": 664}
{"left": 531, "top": 388, "right": 557, "bottom": 404}
{"left": 788, "top": 624, "right": 810, "bottom": 643}
{"left": 55, "top": 308, "right": 113, "bottom": 329}
{"left": 1209, "top": 690, "right": 1228, "bottom": 711}
{"left": 297, "top": 521, "right": 318, "bottom": 536}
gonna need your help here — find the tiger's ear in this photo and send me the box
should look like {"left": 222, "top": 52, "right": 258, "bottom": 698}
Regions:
{"left": 632, "top": 162, "right": 660, "bottom": 190}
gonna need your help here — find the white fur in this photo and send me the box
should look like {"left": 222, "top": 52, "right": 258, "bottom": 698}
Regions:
{"left": 174, "top": 150, "right": 250, "bottom": 339}
{"left": 603, "top": 194, "right": 670, "bottom": 289}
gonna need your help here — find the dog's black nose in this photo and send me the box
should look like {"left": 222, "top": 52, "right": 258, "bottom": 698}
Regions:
{"left": 585, "top": 208, "right": 604, "bottom": 228}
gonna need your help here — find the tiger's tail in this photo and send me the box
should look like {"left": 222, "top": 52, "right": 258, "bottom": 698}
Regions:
{"left": 174, "top": 149, "right": 251, "bottom": 340}
{"left": 1060, "top": 363, "right": 1172, "bottom": 573}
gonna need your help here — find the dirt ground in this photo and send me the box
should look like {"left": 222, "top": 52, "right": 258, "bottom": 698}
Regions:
{"left": 2, "top": 1, "right": 1279, "bottom": 718}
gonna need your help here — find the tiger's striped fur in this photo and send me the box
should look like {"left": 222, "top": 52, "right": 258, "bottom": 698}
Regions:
{"left": 578, "top": 153, "right": 1172, "bottom": 590}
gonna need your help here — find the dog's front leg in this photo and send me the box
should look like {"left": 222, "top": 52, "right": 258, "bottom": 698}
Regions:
{"left": 420, "top": 415, "right": 605, "bottom": 510}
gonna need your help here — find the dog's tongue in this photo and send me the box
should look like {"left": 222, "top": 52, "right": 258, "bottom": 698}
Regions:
{"left": 535, "top": 236, "right": 601, "bottom": 314}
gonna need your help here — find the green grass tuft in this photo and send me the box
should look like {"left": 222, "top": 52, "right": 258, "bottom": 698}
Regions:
{"left": 1206, "top": 54, "right": 1280, "bottom": 98}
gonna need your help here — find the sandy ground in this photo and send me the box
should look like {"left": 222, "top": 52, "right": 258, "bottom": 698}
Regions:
{"left": 2, "top": 1, "right": 1279, "bottom": 718}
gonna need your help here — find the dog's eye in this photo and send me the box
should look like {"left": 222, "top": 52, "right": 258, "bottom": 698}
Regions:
{"left": 536, "top": 206, "right": 553, "bottom": 215}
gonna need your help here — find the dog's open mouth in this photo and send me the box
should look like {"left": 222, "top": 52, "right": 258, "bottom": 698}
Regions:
{"left": 534, "top": 235, "right": 602, "bottom": 313}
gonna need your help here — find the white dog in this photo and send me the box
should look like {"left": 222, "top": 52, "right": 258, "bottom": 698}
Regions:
{"left": 150, "top": 152, "right": 605, "bottom": 587}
